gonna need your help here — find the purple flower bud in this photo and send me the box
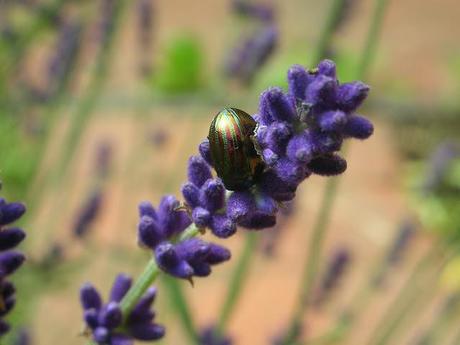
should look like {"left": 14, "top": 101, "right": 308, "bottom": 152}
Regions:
{"left": 129, "top": 323, "right": 165, "bottom": 341}
{"left": 200, "top": 179, "right": 226, "bottom": 212}
{"left": 80, "top": 275, "right": 164, "bottom": 343}
{"left": 156, "top": 195, "right": 191, "bottom": 238}
{"left": 0, "top": 228, "right": 26, "bottom": 251}
{"left": 0, "top": 200, "right": 26, "bottom": 226}
{"left": 109, "top": 274, "right": 132, "bottom": 303}
{"left": 138, "top": 216, "right": 162, "bottom": 248}
{"left": 199, "top": 139, "right": 213, "bottom": 166}
{"left": 318, "top": 110, "right": 346, "bottom": 132}
{"left": 155, "top": 242, "right": 194, "bottom": 279}
{"left": 305, "top": 74, "right": 337, "bottom": 106}
{"left": 0, "top": 251, "right": 25, "bottom": 277}
{"left": 209, "top": 214, "right": 237, "bottom": 238}
{"left": 273, "top": 158, "right": 306, "bottom": 185}
{"left": 188, "top": 156, "right": 213, "bottom": 188}
{"left": 343, "top": 115, "right": 374, "bottom": 139}
{"left": 307, "top": 154, "right": 347, "bottom": 176}
{"left": 139, "top": 201, "right": 157, "bottom": 218}
{"left": 286, "top": 133, "right": 315, "bottom": 163}
{"left": 192, "top": 207, "right": 211, "bottom": 228}
{"left": 317, "top": 59, "right": 337, "bottom": 78}
{"left": 337, "top": 81, "right": 370, "bottom": 112}
{"left": 258, "top": 170, "right": 297, "bottom": 202}
{"left": 182, "top": 182, "right": 201, "bottom": 208}
{"left": 227, "top": 192, "right": 255, "bottom": 221}
{"left": 288, "top": 64, "right": 311, "bottom": 101}
{"left": 80, "top": 283, "right": 102, "bottom": 311}
{"left": 259, "top": 87, "right": 297, "bottom": 124}
{"left": 99, "top": 302, "right": 122, "bottom": 329}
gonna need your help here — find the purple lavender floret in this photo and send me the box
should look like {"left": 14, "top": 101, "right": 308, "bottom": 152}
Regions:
{"left": 181, "top": 156, "right": 236, "bottom": 238}
{"left": 231, "top": 0, "right": 275, "bottom": 23}
{"left": 224, "top": 25, "right": 278, "bottom": 85}
{"left": 155, "top": 238, "right": 230, "bottom": 279}
{"left": 138, "top": 196, "right": 230, "bottom": 279}
{"left": 80, "top": 274, "right": 165, "bottom": 344}
{"left": 199, "top": 325, "right": 232, "bottom": 345}
{"left": 0, "top": 198, "right": 26, "bottom": 336}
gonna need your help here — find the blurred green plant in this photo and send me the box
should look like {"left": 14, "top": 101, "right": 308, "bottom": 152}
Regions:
{"left": 0, "top": 116, "right": 36, "bottom": 199}
{"left": 409, "top": 153, "right": 460, "bottom": 242}
{"left": 153, "top": 35, "right": 204, "bottom": 94}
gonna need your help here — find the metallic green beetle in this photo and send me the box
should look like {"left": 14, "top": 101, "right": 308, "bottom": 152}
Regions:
{"left": 208, "top": 108, "right": 264, "bottom": 191}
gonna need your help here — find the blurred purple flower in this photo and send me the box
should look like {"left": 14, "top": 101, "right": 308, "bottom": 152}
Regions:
{"left": 422, "top": 140, "right": 460, "bottom": 193}
{"left": 80, "top": 274, "right": 164, "bottom": 344}
{"left": 313, "top": 247, "right": 351, "bottom": 307}
{"left": 97, "top": 0, "right": 116, "bottom": 46}
{"left": 149, "top": 128, "right": 168, "bottom": 148}
{"left": 47, "top": 19, "right": 82, "bottom": 98}
{"left": 373, "top": 218, "right": 417, "bottom": 287}
{"left": 14, "top": 328, "right": 31, "bottom": 345}
{"left": 231, "top": 0, "right": 275, "bottom": 23}
{"left": 224, "top": 25, "right": 278, "bottom": 85}
{"left": 137, "top": 0, "right": 154, "bottom": 74}
{"left": 73, "top": 190, "right": 104, "bottom": 238}
{"left": 94, "top": 140, "right": 113, "bottom": 179}
{"left": 199, "top": 325, "right": 232, "bottom": 345}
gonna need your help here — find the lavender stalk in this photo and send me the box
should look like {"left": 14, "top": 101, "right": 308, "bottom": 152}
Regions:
{"left": 81, "top": 55, "right": 374, "bottom": 343}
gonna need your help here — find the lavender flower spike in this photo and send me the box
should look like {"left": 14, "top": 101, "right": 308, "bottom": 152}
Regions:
{"left": 80, "top": 274, "right": 164, "bottom": 344}
{"left": 224, "top": 25, "right": 278, "bottom": 85}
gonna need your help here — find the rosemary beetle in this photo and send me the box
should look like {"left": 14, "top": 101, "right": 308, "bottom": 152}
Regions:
{"left": 208, "top": 108, "right": 264, "bottom": 191}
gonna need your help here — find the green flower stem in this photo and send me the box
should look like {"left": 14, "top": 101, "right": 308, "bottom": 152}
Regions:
{"left": 162, "top": 276, "right": 200, "bottom": 344}
{"left": 364, "top": 244, "right": 451, "bottom": 345}
{"left": 118, "top": 224, "right": 200, "bottom": 318}
{"left": 217, "top": 231, "right": 258, "bottom": 333}
{"left": 282, "top": 176, "right": 340, "bottom": 344}
{"left": 310, "top": 0, "right": 348, "bottom": 65}
{"left": 356, "top": 0, "right": 390, "bottom": 80}
{"left": 412, "top": 292, "right": 460, "bottom": 345}
{"left": 449, "top": 321, "right": 460, "bottom": 345}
